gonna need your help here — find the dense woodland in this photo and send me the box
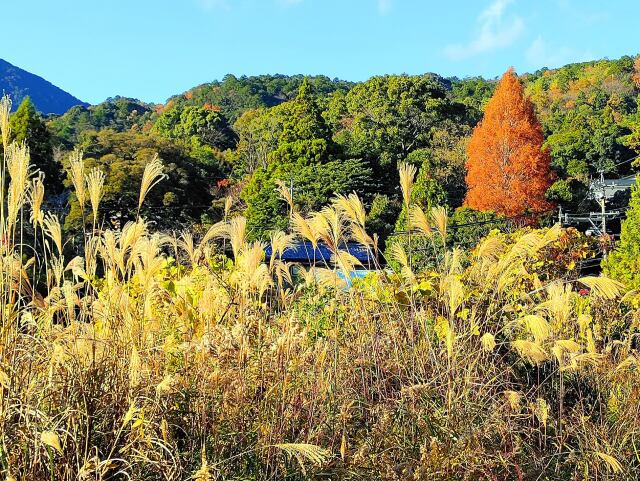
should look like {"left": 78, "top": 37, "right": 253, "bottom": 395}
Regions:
{"left": 14, "top": 57, "right": 640, "bottom": 233}
{"left": 11, "top": 55, "right": 634, "bottom": 246}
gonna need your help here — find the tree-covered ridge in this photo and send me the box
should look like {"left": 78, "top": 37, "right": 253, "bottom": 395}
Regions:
{"left": 26, "top": 55, "right": 640, "bottom": 244}
{"left": 47, "top": 96, "right": 156, "bottom": 146}
{"left": 165, "top": 74, "right": 355, "bottom": 123}
{"left": 524, "top": 56, "right": 639, "bottom": 207}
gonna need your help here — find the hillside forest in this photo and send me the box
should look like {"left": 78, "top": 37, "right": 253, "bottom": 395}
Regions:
{"left": 14, "top": 55, "right": 639, "bottom": 247}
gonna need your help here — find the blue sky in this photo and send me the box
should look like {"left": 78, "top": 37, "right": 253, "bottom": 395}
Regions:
{"left": 4, "top": 0, "right": 638, "bottom": 104}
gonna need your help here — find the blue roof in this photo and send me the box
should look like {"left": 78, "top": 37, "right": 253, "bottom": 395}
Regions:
{"left": 264, "top": 241, "right": 376, "bottom": 266}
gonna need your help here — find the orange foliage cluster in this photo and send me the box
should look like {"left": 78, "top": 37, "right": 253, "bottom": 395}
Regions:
{"left": 203, "top": 103, "right": 222, "bottom": 112}
{"left": 634, "top": 57, "right": 640, "bottom": 87}
{"left": 465, "top": 68, "right": 555, "bottom": 217}
{"left": 185, "top": 90, "right": 194, "bottom": 100}
{"left": 216, "top": 178, "right": 231, "bottom": 189}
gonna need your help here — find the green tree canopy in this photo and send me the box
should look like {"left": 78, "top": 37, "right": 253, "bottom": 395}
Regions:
{"left": 48, "top": 97, "right": 154, "bottom": 147}
{"left": 324, "top": 74, "right": 469, "bottom": 170}
{"left": 64, "top": 129, "right": 224, "bottom": 232}
{"left": 242, "top": 80, "right": 374, "bottom": 239}
{"left": 154, "top": 104, "right": 236, "bottom": 151}
{"left": 165, "top": 74, "right": 353, "bottom": 123}
{"left": 231, "top": 107, "right": 283, "bottom": 177}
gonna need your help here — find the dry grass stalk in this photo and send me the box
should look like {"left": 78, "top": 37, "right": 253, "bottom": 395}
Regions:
{"left": 138, "top": 154, "right": 165, "bottom": 213}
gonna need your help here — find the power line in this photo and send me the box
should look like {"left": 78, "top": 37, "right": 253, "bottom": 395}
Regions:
{"left": 615, "top": 173, "right": 637, "bottom": 181}
{"left": 388, "top": 209, "right": 555, "bottom": 237}
{"left": 565, "top": 155, "right": 638, "bottom": 215}
{"left": 610, "top": 154, "right": 640, "bottom": 168}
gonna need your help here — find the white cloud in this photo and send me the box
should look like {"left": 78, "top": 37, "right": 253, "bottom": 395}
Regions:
{"left": 377, "top": 0, "right": 392, "bottom": 15}
{"left": 444, "top": 0, "right": 524, "bottom": 60}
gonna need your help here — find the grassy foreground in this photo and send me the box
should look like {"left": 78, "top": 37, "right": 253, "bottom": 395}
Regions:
{"left": 1, "top": 95, "right": 640, "bottom": 480}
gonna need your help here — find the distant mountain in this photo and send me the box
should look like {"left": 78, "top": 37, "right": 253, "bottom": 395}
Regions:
{"left": 0, "top": 58, "right": 87, "bottom": 115}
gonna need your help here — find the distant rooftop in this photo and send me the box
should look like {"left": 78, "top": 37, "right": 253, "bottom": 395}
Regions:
{"left": 590, "top": 176, "right": 636, "bottom": 200}
{"left": 264, "top": 241, "right": 377, "bottom": 267}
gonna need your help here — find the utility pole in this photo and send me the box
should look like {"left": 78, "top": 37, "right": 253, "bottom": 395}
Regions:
{"left": 599, "top": 169, "right": 606, "bottom": 236}
{"left": 558, "top": 205, "right": 563, "bottom": 226}
{"left": 558, "top": 164, "right": 627, "bottom": 252}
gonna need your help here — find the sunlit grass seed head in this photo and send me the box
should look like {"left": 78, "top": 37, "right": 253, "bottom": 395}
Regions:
{"left": 0, "top": 94, "right": 12, "bottom": 148}
{"left": 6, "top": 141, "right": 31, "bottom": 225}
{"left": 43, "top": 212, "right": 63, "bottom": 256}
{"left": 86, "top": 167, "right": 106, "bottom": 224}
{"left": 28, "top": 174, "right": 45, "bottom": 227}
{"left": 68, "top": 149, "right": 87, "bottom": 209}
{"left": 138, "top": 154, "right": 166, "bottom": 212}
{"left": 398, "top": 162, "right": 417, "bottom": 209}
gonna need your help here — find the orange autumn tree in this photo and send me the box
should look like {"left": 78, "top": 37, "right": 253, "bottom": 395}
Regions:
{"left": 465, "top": 68, "right": 555, "bottom": 217}
{"left": 633, "top": 56, "right": 640, "bottom": 88}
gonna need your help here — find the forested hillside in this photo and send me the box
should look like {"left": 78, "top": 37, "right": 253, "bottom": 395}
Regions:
{"left": 25, "top": 55, "right": 640, "bottom": 244}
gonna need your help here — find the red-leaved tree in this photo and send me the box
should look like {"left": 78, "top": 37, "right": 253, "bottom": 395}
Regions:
{"left": 465, "top": 68, "right": 555, "bottom": 217}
